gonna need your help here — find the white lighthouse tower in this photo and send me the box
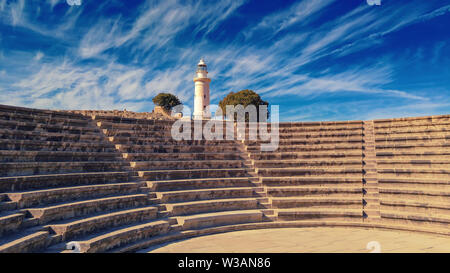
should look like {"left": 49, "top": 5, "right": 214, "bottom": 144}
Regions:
{"left": 193, "top": 58, "right": 211, "bottom": 120}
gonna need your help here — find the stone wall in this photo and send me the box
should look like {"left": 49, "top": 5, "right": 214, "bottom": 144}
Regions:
{"left": 63, "top": 109, "right": 176, "bottom": 120}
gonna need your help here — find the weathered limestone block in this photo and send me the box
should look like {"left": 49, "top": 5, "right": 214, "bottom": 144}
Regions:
{"left": 0, "top": 172, "right": 131, "bottom": 192}
{"left": 26, "top": 194, "right": 150, "bottom": 224}
{"left": 138, "top": 168, "right": 250, "bottom": 181}
{"left": 158, "top": 187, "right": 258, "bottom": 203}
{"left": 179, "top": 210, "right": 263, "bottom": 230}
{"left": 49, "top": 206, "right": 159, "bottom": 240}
{"left": 7, "top": 182, "right": 141, "bottom": 208}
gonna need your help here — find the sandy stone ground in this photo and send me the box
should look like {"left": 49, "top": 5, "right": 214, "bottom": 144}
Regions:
{"left": 147, "top": 227, "right": 450, "bottom": 253}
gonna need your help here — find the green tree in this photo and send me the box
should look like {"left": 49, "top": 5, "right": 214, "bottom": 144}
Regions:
{"left": 218, "top": 89, "right": 269, "bottom": 121}
{"left": 152, "top": 93, "right": 182, "bottom": 111}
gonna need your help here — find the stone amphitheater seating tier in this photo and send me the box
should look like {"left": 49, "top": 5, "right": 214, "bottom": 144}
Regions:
{"left": 372, "top": 116, "right": 450, "bottom": 231}
{"left": 0, "top": 103, "right": 448, "bottom": 252}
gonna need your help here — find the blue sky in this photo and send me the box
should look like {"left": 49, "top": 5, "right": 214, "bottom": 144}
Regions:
{"left": 0, "top": 0, "right": 449, "bottom": 121}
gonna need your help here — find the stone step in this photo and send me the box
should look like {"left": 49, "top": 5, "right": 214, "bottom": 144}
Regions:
{"left": 0, "top": 110, "right": 89, "bottom": 126}
{"left": 374, "top": 119, "right": 450, "bottom": 129}
{"left": 0, "top": 139, "right": 116, "bottom": 152}
{"left": 0, "top": 116, "right": 90, "bottom": 131}
{"left": 254, "top": 159, "right": 362, "bottom": 168}
{"left": 0, "top": 212, "right": 26, "bottom": 236}
{"left": 248, "top": 135, "right": 365, "bottom": 144}
{"left": 95, "top": 119, "right": 175, "bottom": 128}
{"left": 120, "top": 138, "right": 239, "bottom": 146}
{"left": 380, "top": 200, "right": 450, "bottom": 215}
{"left": 375, "top": 135, "right": 450, "bottom": 142}
{"left": 375, "top": 115, "right": 450, "bottom": 122}
{"left": 376, "top": 130, "right": 450, "bottom": 138}
{"left": 123, "top": 152, "right": 244, "bottom": 161}
{"left": 25, "top": 194, "right": 151, "bottom": 224}
{"left": 244, "top": 137, "right": 363, "bottom": 146}
{"left": 261, "top": 176, "right": 362, "bottom": 186}
{"left": 377, "top": 151, "right": 450, "bottom": 159}
{"left": 115, "top": 144, "right": 242, "bottom": 153}
{"left": 47, "top": 206, "right": 159, "bottom": 241}
{"left": 271, "top": 197, "right": 362, "bottom": 208}
{"left": 0, "top": 201, "right": 18, "bottom": 212}
{"left": 256, "top": 167, "right": 363, "bottom": 177}
{"left": 266, "top": 186, "right": 362, "bottom": 197}
{"left": 109, "top": 135, "right": 177, "bottom": 144}
{"left": 156, "top": 187, "right": 260, "bottom": 203}
{"left": 249, "top": 151, "right": 362, "bottom": 160}
{"left": 380, "top": 210, "right": 450, "bottom": 227}
{"left": 232, "top": 119, "right": 361, "bottom": 125}
{"left": 377, "top": 168, "right": 450, "bottom": 179}
{"left": 0, "top": 161, "right": 130, "bottom": 177}
{"left": 0, "top": 171, "right": 132, "bottom": 192}
{"left": 106, "top": 129, "right": 240, "bottom": 138}
{"left": 0, "top": 104, "right": 88, "bottom": 121}
{"left": 6, "top": 182, "right": 142, "bottom": 208}
{"left": 0, "top": 119, "right": 100, "bottom": 135}
{"left": 249, "top": 131, "right": 364, "bottom": 138}
{"left": 246, "top": 143, "right": 363, "bottom": 152}
{"left": 104, "top": 129, "right": 173, "bottom": 137}
{"left": 0, "top": 128, "right": 105, "bottom": 142}
{"left": 130, "top": 160, "right": 247, "bottom": 170}
{"left": 75, "top": 219, "right": 171, "bottom": 253}
{"left": 0, "top": 150, "right": 122, "bottom": 162}
{"left": 97, "top": 123, "right": 176, "bottom": 132}
{"left": 379, "top": 187, "right": 450, "bottom": 201}
{"left": 276, "top": 208, "right": 362, "bottom": 221}
{"left": 376, "top": 142, "right": 450, "bottom": 150}
{"left": 378, "top": 177, "right": 450, "bottom": 186}
{"left": 376, "top": 160, "right": 450, "bottom": 168}
{"left": 175, "top": 210, "right": 263, "bottom": 230}
{"left": 254, "top": 124, "right": 363, "bottom": 131}
{"left": 147, "top": 177, "right": 258, "bottom": 191}
{"left": 0, "top": 230, "right": 50, "bottom": 253}
{"left": 0, "top": 194, "right": 7, "bottom": 202}
{"left": 242, "top": 130, "right": 364, "bottom": 140}
{"left": 165, "top": 198, "right": 260, "bottom": 216}
{"left": 375, "top": 125, "right": 450, "bottom": 134}
{"left": 138, "top": 168, "right": 251, "bottom": 181}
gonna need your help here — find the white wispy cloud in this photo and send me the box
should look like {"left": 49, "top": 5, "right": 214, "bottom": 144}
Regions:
{"left": 4, "top": 61, "right": 150, "bottom": 110}
{"left": 47, "top": 0, "right": 60, "bottom": 10}
{"left": 78, "top": 0, "right": 247, "bottom": 59}
{"left": 9, "top": 0, "right": 25, "bottom": 26}
{"left": 0, "top": 0, "right": 6, "bottom": 12}
{"left": 244, "top": 0, "right": 336, "bottom": 39}
{"left": 34, "top": 51, "right": 44, "bottom": 61}
{"left": 363, "top": 102, "right": 450, "bottom": 120}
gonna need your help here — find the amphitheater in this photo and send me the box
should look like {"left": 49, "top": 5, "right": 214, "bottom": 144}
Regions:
{"left": 0, "top": 103, "right": 449, "bottom": 253}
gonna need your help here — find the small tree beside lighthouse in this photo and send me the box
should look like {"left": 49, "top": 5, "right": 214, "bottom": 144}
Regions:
{"left": 152, "top": 93, "right": 182, "bottom": 117}
{"left": 219, "top": 89, "right": 269, "bottom": 122}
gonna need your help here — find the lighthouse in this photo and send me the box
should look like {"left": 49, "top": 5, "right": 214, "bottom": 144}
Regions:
{"left": 193, "top": 58, "right": 211, "bottom": 120}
